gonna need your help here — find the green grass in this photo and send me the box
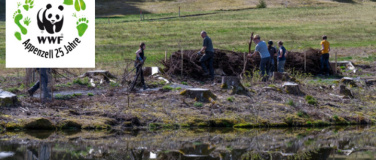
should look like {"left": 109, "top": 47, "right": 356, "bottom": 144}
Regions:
{"left": 1, "top": 1, "right": 376, "bottom": 74}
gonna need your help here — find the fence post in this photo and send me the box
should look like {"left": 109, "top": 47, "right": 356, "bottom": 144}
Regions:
{"left": 335, "top": 51, "right": 337, "bottom": 75}
{"left": 181, "top": 49, "right": 184, "bottom": 76}
{"left": 304, "top": 51, "right": 306, "bottom": 72}
{"left": 165, "top": 51, "right": 167, "bottom": 62}
{"left": 179, "top": 6, "right": 181, "bottom": 17}
{"left": 140, "top": 11, "right": 142, "bottom": 21}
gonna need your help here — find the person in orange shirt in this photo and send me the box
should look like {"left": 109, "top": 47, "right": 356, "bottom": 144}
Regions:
{"left": 320, "top": 35, "right": 330, "bottom": 76}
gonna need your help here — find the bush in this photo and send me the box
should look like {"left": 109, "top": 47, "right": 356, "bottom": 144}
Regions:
{"left": 87, "top": 93, "right": 94, "bottom": 96}
{"left": 181, "top": 82, "right": 188, "bottom": 85}
{"left": 256, "top": 0, "right": 267, "bottom": 8}
{"left": 287, "top": 99, "right": 295, "bottom": 106}
{"left": 227, "top": 96, "right": 235, "bottom": 102}
{"left": 305, "top": 95, "right": 318, "bottom": 105}
{"left": 162, "top": 85, "right": 173, "bottom": 91}
{"left": 73, "top": 77, "right": 89, "bottom": 86}
{"left": 194, "top": 102, "right": 203, "bottom": 107}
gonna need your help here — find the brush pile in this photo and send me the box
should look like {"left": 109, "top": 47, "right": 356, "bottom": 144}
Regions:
{"left": 161, "top": 48, "right": 321, "bottom": 79}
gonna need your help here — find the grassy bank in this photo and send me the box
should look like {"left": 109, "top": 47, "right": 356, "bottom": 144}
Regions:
{"left": 1, "top": 2, "right": 376, "bottom": 74}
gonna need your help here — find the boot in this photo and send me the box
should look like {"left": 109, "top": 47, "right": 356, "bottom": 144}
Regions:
{"left": 27, "top": 89, "right": 34, "bottom": 97}
{"left": 143, "top": 85, "right": 147, "bottom": 90}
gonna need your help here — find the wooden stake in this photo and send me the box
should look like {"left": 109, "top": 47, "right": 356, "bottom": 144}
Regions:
{"left": 181, "top": 49, "right": 184, "bottom": 76}
{"left": 165, "top": 51, "right": 167, "bottom": 62}
{"left": 304, "top": 51, "right": 306, "bottom": 72}
{"left": 39, "top": 70, "right": 42, "bottom": 103}
{"left": 335, "top": 51, "right": 338, "bottom": 75}
{"left": 179, "top": 6, "right": 181, "bottom": 17}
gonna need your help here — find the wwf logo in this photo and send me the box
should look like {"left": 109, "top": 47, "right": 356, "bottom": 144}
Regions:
{"left": 37, "top": 4, "right": 64, "bottom": 34}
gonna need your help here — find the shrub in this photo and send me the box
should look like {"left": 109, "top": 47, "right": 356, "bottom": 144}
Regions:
{"left": 194, "top": 102, "right": 203, "bottom": 107}
{"left": 87, "top": 93, "right": 94, "bottom": 96}
{"left": 227, "top": 96, "right": 235, "bottom": 102}
{"left": 305, "top": 95, "right": 318, "bottom": 105}
{"left": 181, "top": 82, "right": 188, "bottom": 85}
{"left": 73, "top": 77, "right": 89, "bottom": 86}
{"left": 287, "top": 99, "right": 295, "bottom": 106}
{"left": 162, "top": 85, "right": 173, "bottom": 91}
{"left": 256, "top": 0, "right": 267, "bottom": 8}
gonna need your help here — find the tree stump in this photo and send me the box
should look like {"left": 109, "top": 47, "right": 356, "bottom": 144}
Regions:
{"left": 273, "top": 72, "right": 291, "bottom": 82}
{"left": 221, "top": 76, "right": 247, "bottom": 94}
{"left": 339, "top": 85, "right": 354, "bottom": 98}
{"left": 365, "top": 79, "right": 376, "bottom": 87}
{"left": 79, "top": 70, "right": 117, "bottom": 82}
{"left": 180, "top": 88, "right": 217, "bottom": 102}
{"left": 340, "top": 77, "right": 357, "bottom": 87}
{"left": 0, "top": 89, "right": 18, "bottom": 107}
{"left": 282, "top": 82, "right": 304, "bottom": 95}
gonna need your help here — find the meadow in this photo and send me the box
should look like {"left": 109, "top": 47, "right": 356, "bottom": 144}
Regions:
{"left": 0, "top": 0, "right": 376, "bottom": 75}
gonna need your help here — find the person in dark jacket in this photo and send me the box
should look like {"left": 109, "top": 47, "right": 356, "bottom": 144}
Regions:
{"left": 277, "top": 41, "right": 286, "bottom": 73}
{"left": 135, "top": 42, "right": 147, "bottom": 90}
{"left": 28, "top": 68, "right": 51, "bottom": 99}
{"left": 197, "top": 31, "right": 214, "bottom": 81}
{"left": 268, "top": 40, "right": 277, "bottom": 74}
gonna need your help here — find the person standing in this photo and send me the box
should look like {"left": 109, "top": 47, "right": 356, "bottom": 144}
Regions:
{"left": 268, "top": 40, "right": 277, "bottom": 74}
{"left": 27, "top": 68, "right": 51, "bottom": 99}
{"left": 277, "top": 41, "right": 286, "bottom": 73}
{"left": 197, "top": 31, "right": 214, "bottom": 81}
{"left": 135, "top": 42, "right": 147, "bottom": 90}
{"left": 320, "top": 35, "right": 331, "bottom": 76}
{"left": 248, "top": 35, "right": 271, "bottom": 78}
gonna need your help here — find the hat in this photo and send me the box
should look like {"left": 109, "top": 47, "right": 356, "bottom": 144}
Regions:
{"left": 253, "top": 34, "right": 260, "bottom": 40}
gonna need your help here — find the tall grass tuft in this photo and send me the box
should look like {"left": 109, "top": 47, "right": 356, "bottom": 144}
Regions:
{"left": 256, "top": 0, "right": 267, "bottom": 8}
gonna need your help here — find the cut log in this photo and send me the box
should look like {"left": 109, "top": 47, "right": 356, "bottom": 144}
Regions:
{"left": 273, "top": 72, "right": 291, "bottom": 82}
{"left": 365, "top": 79, "right": 376, "bottom": 86}
{"left": 0, "top": 89, "right": 18, "bottom": 107}
{"left": 143, "top": 67, "right": 163, "bottom": 77}
{"left": 221, "top": 76, "right": 247, "bottom": 95}
{"left": 79, "top": 70, "right": 117, "bottom": 82}
{"left": 282, "top": 82, "right": 304, "bottom": 95}
{"left": 180, "top": 88, "right": 217, "bottom": 102}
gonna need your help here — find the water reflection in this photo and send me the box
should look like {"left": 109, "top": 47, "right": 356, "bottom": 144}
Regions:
{"left": 0, "top": 126, "right": 375, "bottom": 160}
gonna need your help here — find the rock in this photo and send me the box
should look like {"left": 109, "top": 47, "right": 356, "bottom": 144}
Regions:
{"left": 143, "top": 67, "right": 163, "bottom": 77}
{"left": 24, "top": 118, "right": 55, "bottom": 130}
{"left": 0, "top": 89, "right": 18, "bottom": 107}
{"left": 365, "top": 79, "right": 376, "bottom": 87}
{"left": 340, "top": 77, "right": 357, "bottom": 87}
{"left": 180, "top": 88, "right": 217, "bottom": 102}
{"left": 221, "top": 76, "right": 247, "bottom": 94}
{"left": 79, "top": 70, "right": 117, "bottom": 82}
{"left": 273, "top": 72, "right": 291, "bottom": 82}
{"left": 339, "top": 85, "right": 354, "bottom": 98}
{"left": 282, "top": 82, "right": 304, "bottom": 95}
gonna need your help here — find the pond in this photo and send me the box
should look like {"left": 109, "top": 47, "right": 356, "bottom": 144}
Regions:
{"left": 0, "top": 126, "right": 375, "bottom": 160}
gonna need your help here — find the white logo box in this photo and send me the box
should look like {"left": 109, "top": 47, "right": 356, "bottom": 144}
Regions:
{"left": 6, "top": 0, "right": 95, "bottom": 68}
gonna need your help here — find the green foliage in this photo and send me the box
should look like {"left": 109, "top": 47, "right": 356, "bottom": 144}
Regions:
{"left": 333, "top": 115, "right": 339, "bottom": 121}
{"left": 297, "top": 111, "right": 309, "bottom": 118}
{"left": 305, "top": 95, "right": 318, "bottom": 105}
{"left": 162, "top": 85, "right": 173, "bottom": 91}
{"left": 73, "top": 77, "right": 89, "bottom": 86}
{"left": 110, "top": 81, "right": 120, "bottom": 87}
{"left": 227, "top": 96, "right": 235, "bottom": 102}
{"left": 256, "top": 0, "right": 267, "bottom": 8}
{"left": 87, "top": 93, "right": 94, "bottom": 96}
{"left": 181, "top": 82, "right": 188, "bottom": 85}
{"left": 194, "top": 102, "right": 203, "bottom": 107}
{"left": 287, "top": 99, "right": 295, "bottom": 106}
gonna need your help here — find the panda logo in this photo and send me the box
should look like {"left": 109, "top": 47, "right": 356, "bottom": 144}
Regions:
{"left": 37, "top": 4, "right": 64, "bottom": 34}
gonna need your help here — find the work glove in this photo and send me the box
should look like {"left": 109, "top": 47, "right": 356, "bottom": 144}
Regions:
{"left": 197, "top": 51, "right": 201, "bottom": 56}
{"left": 138, "top": 57, "right": 144, "bottom": 63}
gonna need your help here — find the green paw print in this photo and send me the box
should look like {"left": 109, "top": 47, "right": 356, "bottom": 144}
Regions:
{"left": 76, "top": 17, "right": 89, "bottom": 37}
{"left": 64, "top": 0, "right": 86, "bottom": 11}
{"left": 23, "top": 17, "right": 31, "bottom": 26}
{"left": 23, "top": 0, "right": 34, "bottom": 11}
{"left": 13, "top": 9, "right": 27, "bottom": 41}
